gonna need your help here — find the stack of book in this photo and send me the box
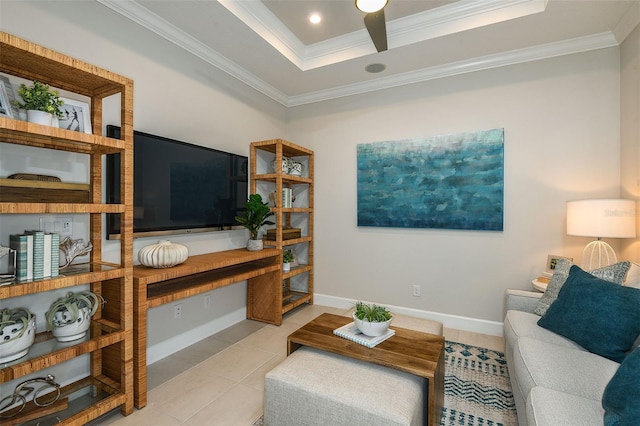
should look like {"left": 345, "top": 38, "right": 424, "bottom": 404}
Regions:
{"left": 282, "top": 188, "right": 293, "bottom": 208}
{"left": 9, "top": 231, "right": 60, "bottom": 281}
{"left": 333, "top": 322, "right": 395, "bottom": 348}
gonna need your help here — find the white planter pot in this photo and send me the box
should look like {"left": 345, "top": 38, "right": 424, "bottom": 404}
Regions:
{"left": 283, "top": 262, "right": 291, "bottom": 272}
{"left": 138, "top": 240, "right": 189, "bottom": 268}
{"left": 52, "top": 306, "right": 91, "bottom": 342}
{"left": 26, "top": 110, "right": 53, "bottom": 126}
{"left": 353, "top": 313, "right": 392, "bottom": 337}
{"left": 0, "top": 315, "right": 36, "bottom": 363}
{"left": 247, "top": 239, "right": 263, "bottom": 251}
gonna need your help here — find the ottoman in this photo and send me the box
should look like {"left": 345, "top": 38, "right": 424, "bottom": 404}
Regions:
{"left": 264, "top": 314, "right": 443, "bottom": 426}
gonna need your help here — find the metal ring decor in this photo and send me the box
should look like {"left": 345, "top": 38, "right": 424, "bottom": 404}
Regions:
{"left": 0, "top": 374, "right": 61, "bottom": 418}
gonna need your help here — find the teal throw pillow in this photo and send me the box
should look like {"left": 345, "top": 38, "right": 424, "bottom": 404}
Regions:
{"left": 534, "top": 259, "right": 630, "bottom": 316}
{"left": 537, "top": 265, "right": 640, "bottom": 362}
{"left": 602, "top": 347, "right": 640, "bottom": 425}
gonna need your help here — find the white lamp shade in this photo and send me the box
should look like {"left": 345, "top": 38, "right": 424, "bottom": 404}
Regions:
{"left": 567, "top": 199, "right": 636, "bottom": 238}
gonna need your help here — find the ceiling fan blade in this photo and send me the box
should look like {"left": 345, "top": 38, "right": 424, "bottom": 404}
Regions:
{"left": 364, "top": 9, "right": 387, "bottom": 52}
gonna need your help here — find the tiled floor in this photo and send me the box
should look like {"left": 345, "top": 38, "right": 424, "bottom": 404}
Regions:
{"left": 98, "top": 304, "right": 504, "bottom": 425}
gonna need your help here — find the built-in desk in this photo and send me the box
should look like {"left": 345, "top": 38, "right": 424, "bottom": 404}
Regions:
{"left": 131, "top": 248, "right": 282, "bottom": 408}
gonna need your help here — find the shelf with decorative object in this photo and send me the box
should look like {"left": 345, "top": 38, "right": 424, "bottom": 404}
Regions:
{"left": 0, "top": 32, "right": 134, "bottom": 422}
{"left": 131, "top": 247, "right": 282, "bottom": 408}
{"left": 249, "top": 139, "right": 314, "bottom": 325}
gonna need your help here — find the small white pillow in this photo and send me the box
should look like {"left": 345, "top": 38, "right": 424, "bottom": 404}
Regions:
{"left": 624, "top": 262, "right": 640, "bottom": 289}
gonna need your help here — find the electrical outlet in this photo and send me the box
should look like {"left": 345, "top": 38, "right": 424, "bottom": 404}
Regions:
{"left": 174, "top": 303, "right": 182, "bottom": 319}
{"left": 204, "top": 294, "right": 211, "bottom": 309}
{"left": 412, "top": 285, "right": 421, "bottom": 297}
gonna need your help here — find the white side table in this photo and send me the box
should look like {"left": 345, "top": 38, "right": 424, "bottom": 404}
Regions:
{"left": 531, "top": 278, "right": 549, "bottom": 292}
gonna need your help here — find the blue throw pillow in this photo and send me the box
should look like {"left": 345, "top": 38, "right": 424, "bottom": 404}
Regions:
{"left": 537, "top": 265, "right": 640, "bottom": 362}
{"left": 602, "top": 347, "right": 640, "bottom": 425}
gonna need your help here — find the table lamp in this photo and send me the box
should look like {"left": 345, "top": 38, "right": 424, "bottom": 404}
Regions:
{"left": 566, "top": 199, "right": 636, "bottom": 269}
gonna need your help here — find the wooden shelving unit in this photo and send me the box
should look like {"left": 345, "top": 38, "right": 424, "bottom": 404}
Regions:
{"left": 249, "top": 139, "right": 314, "bottom": 325}
{"left": 0, "top": 32, "right": 134, "bottom": 424}
{"left": 131, "top": 248, "right": 281, "bottom": 408}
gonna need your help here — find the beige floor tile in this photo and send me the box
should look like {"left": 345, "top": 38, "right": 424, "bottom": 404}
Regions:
{"left": 235, "top": 325, "right": 294, "bottom": 356}
{"left": 240, "top": 354, "right": 285, "bottom": 390}
{"left": 185, "top": 383, "right": 263, "bottom": 426}
{"left": 283, "top": 303, "right": 346, "bottom": 326}
{"left": 443, "top": 327, "right": 460, "bottom": 342}
{"left": 195, "top": 344, "right": 275, "bottom": 382}
{"left": 457, "top": 329, "right": 505, "bottom": 352}
{"left": 149, "top": 368, "right": 237, "bottom": 422}
{"left": 99, "top": 403, "right": 183, "bottom": 425}
{"left": 212, "top": 319, "right": 266, "bottom": 344}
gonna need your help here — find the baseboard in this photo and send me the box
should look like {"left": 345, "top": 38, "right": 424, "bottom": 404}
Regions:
{"left": 146, "top": 307, "right": 247, "bottom": 365}
{"left": 314, "top": 294, "right": 504, "bottom": 337}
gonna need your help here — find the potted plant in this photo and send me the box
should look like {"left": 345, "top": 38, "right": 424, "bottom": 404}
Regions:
{"left": 283, "top": 249, "right": 295, "bottom": 272}
{"left": 235, "top": 194, "right": 274, "bottom": 251}
{"left": 353, "top": 301, "right": 393, "bottom": 337}
{"left": 0, "top": 308, "right": 36, "bottom": 363}
{"left": 45, "top": 290, "right": 104, "bottom": 342}
{"left": 14, "top": 80, "right": 64, "bottom": 126}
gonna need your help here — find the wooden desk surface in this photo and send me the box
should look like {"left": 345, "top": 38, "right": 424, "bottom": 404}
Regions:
{"left": 287, "top": 313, "right": 445, "bottom": 426}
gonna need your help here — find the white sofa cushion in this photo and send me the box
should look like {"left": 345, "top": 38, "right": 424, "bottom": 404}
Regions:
{"left": 504, "top": 310, "right": 583, "bottom": 353}
{"left": 511, "top": 337, "right": 619, "bottom": 403}
{"left": 526, "top": 387, "right": 605, "bottom": 426}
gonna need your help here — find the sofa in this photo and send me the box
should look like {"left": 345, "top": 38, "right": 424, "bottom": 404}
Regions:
{"left": 503, "top": 260, "right": 640, "bottom": 426}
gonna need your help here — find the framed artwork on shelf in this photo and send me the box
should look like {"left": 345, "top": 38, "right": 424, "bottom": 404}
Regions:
{"left": 0, "top": 80, "right": 14, "bottom": 118}
{"left": 546, "top": 254, "right": 572, "bottom": 273}
{"left": 0, "top": 75, "right": 20, "bottom": 118}
{"left": 59, "top": 97, "right": 92, "bottom": 133}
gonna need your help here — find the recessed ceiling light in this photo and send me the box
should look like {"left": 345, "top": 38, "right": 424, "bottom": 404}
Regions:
{"left": 365, "top": 63, "right": 386, "bottom": 73}
{"left": 309, "top": 13, "right": 321, "bottom": 24}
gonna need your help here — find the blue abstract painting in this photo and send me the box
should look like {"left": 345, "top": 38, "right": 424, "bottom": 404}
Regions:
{"left": 357, "top": 128, "right": 504, "bottom": 231}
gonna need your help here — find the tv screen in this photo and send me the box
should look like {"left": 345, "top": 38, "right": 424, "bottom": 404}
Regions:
{"left": 106, "top": 125, "right": 248, "bottom": 238}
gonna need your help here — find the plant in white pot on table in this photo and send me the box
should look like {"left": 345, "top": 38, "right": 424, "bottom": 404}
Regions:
{"left": 46, "top": 291, "right": 104, "bottom": 342}
{"left": 235, "top": 194, "right": 274, "bottom": 251}
{"left": 14, "top": 80, "right": 64, "bottom": 126}
{"left": 353, "top": 301, "right": 393, "bottom": 337}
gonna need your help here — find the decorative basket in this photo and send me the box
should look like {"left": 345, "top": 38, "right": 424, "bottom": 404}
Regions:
{"left": 138, "top": 240, "right": 189, "bottom": 268}
{"left": 0, "top": 308, "right": 36, "bottom": 363}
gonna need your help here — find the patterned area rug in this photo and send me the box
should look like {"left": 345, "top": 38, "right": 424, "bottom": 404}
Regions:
{"left": 442, "top": 341, "right": 517, "bottom": 426}
{"left": 253, "top": 341, "right": 517, "bottom": 426}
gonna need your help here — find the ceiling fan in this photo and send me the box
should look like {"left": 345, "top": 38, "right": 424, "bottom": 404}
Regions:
{"left": 356, "top": 0, "right": 389, "bottom": 52}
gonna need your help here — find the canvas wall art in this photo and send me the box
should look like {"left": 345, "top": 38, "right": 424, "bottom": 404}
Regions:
{"left": 357, "top": 128, "right": 504, "bottom": 231}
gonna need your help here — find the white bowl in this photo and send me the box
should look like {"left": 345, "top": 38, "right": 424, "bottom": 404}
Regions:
{"left": 353, "top": 313, "right": 392, "bottom": 337}
{"left": 0, "top": 315, "right": 36, "bottom": 363}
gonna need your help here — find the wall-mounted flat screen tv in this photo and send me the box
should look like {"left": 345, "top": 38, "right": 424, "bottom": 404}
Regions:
{"left": 106, "top": 125, "right": 248, "bottom": 239}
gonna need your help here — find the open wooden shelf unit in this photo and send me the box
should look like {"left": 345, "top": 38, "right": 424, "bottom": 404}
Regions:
{"left": 249, "top": 139, "right": 314, "bottom": 325}
{"left": 0, "top": 32, "right": 134, "bottom": 424}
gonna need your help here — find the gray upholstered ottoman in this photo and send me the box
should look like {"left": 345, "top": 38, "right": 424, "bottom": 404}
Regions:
{"left": 264, "top": 314, "right": 443, "bottom": 426}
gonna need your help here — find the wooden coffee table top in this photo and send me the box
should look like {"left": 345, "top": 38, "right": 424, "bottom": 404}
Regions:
{"left": 287, "top": 313, "right": 445, "bottom": 379}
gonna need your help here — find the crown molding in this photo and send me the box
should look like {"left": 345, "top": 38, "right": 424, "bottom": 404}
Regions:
{"left": 96, "top": 0, "right": 288, "bottom": 105}
{"left": 96, "top": 0, "right": 617, "bottom": 108}
{"left": 223, "top": 0, "right": 548, "bottom": 71}
{"left": 287, "top": 32, "right": 619, "bottom": 107}
{"left": 613, "top": 0, "right": 640, "bottom": 44}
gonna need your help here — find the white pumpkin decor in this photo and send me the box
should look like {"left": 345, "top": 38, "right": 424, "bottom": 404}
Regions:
{"left": 138, "top": 240, "right": 188, "bottom": 268}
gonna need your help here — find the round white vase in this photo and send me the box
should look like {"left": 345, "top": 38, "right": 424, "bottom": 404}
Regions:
{"left": 138, "top": 240, "right": 189, "bottom": 268}
{"left": 52, "top": 307, "right": 91, "bottom": 342}
{"left": 26, "top": 110, "right": 53, "bottom": 126}
{"left": 283, "top": 262, "right": 291, "bottom": 272}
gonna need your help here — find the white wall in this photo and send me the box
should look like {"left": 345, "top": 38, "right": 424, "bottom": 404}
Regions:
{"left": 288, "top": 48, "right": 622, "bottom": 325}
{"left": 620, "top": 21, "right": 640, "bottom": 262}
{"left": 0, "top": 0, "right": 287, "bottom": 367}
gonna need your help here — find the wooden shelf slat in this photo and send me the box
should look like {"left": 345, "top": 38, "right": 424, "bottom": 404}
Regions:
{"left": 0, "top": 202, "right": 125, "bottom": 214}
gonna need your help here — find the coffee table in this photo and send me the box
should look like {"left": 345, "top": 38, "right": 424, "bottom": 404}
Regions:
{"left": 287, "top": 313, "right": 445, "bottom": 426}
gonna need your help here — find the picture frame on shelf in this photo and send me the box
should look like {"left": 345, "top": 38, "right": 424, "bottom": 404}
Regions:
{"left": 59, "top": 97, "right": 92, "bottom": 134}
{"left": 0, "top": 75, "right": 20, "bottom": 118}
{"left": 0, "top": 80, "right": 14, "bottom": 118}
{"left": 546, "top": 254, "right": 572, "bottom": 273}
